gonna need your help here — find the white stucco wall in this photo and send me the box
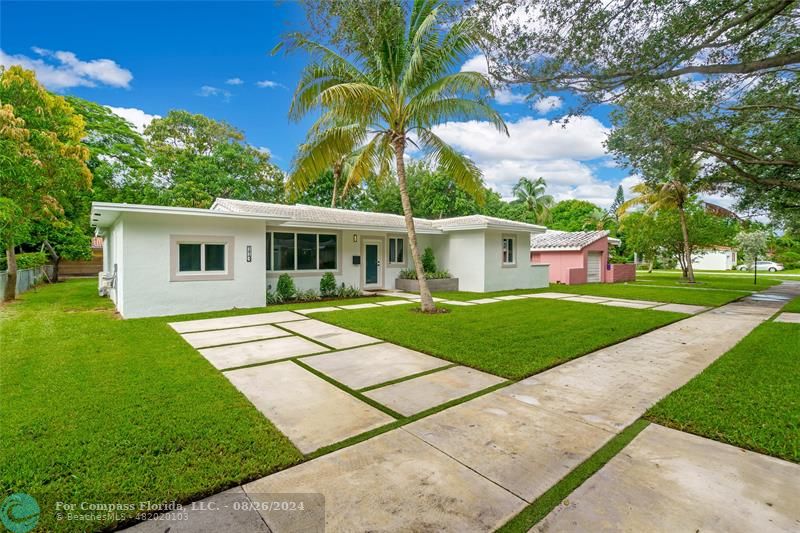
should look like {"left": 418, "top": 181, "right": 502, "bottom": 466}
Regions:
{"left": 691, "top": 250, "right": 734, "bottom": 271}
{"left": 104, "top": 218, "right": 124, "bottom": 306}
{"left": 115, "top": 213, "right": 266, "bottom": 318}
{"left": 483, "top": 229, "right": 549, "bottom": 292}
{"left": 441, "top": 230, "right": 485, "bottom": 292}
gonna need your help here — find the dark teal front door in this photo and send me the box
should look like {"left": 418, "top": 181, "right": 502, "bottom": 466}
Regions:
{"left": 365, "top": 243, "right": 379, "bottom": 285}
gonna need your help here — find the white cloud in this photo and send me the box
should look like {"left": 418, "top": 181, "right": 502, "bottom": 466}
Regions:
{"left": 430, "top": 115, "right": 622, "bottom": 206}
{"left": 197, "top": 85, "right": 231, "bottom": 100}
{"left": 460, "top": 53, "right": 528, "bottom": 106}
{"left": 533, "top": 96, "right": 563, "bottom": 114}
{"left": 105, "top": 106, "right": 159, "bottom": 133}
{"left": 256, "top": 80, "right": 286, "bottom": 89}
{"left": 225, "top": 77, "right": 244, "bottom": 85}
{"left": 0, "top": 48, "right": 133, "bottom": 90}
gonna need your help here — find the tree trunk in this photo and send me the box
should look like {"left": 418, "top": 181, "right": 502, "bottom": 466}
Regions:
{"left": 4, "top": 245, "right": 17, "bottom": 302}
{"left": 331, "top": 162, "right": 341, "bottom": 208}
{"left": 393, "top": 136, "right": 435, "bottom": 312}
{"left": 678, "top": 207, "right": 695, "bottom": 282}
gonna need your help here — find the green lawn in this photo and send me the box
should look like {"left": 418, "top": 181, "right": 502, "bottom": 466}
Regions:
{"left": 434, "top": 283, "right": 746, "bottom": 307}
{"left": 782, "top": 297, "right": 800, "bottom": 313}
{"left": 645, "top": 313, "right": 800, "bottom": 463}
{"left": 0, "top": 280, "right": 304, "bottom": 532}
{"left": 315, "top": 299, "right": 685, "bottom": 379}
{"left": 635, "top": 272, "right": 781, "bottom": 291}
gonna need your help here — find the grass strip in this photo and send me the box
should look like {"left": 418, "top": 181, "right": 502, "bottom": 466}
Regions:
{"left": 497, "top": 419, "right": 650, "bottom": 533}
{"left": 357, "top": 363, "right": 460, "bottom": 392}
{"left": 291, "top": 358, "right": 405, "bottom": 419}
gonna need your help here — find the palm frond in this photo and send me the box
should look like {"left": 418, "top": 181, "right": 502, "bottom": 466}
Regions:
{"left": 411, "top": 97, "right": 507, "bottom": 134}
{"left": 418, "top": 128, "right": 485, "bottom": 204}
{"left": 287, "top": 124, "right": 366, "bottom": 194}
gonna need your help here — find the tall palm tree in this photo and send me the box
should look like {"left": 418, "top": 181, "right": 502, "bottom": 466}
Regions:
{"left": 582, "top": 207, "right": 613, "bottom": 230}
{"left": 512, "top": 177, "right": 554, "bottom": 224}
{"left": 281, "top": 0, "right": 507, "bottom": 312}
{"left": 618, "top": 160, "right": 699, "bottom": 282}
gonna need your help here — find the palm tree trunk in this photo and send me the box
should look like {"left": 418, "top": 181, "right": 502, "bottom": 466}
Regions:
{"left": 393, "top": 137, "right": 435, "bottom": 312}
{"left": 331, "top": 162, "right": 341, "bottom": 208}
{"left": 678, "top": 207, "right": 695, "bottom": 282}
{"left": 4, "top": 244, "right": 17, "bottom": 301}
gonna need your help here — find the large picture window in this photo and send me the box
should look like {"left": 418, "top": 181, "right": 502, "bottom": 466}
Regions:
{"left": 388, "top": 237, "right": 404, "bottom": 264}
{"left": 273, "top": 232, "right": 295, "bottom": 271}
{"left": 267, "top": 231, "right": 338, "bottom": 271}
{"left": 171, "top": 235, "right": 234, "bottom": 281}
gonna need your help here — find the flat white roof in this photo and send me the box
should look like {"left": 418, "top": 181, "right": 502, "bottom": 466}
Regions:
{"left": 90, "top": 202, "right": 290, "bottom": 229}
{"left": 91, "top": 198, "right": 548, "bottom": 235}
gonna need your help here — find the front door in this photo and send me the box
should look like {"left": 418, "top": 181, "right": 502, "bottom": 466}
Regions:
{"left": 363, "top": 241, "right": 382, "bottom": 288}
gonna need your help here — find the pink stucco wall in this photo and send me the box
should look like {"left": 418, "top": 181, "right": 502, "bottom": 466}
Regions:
{"left": 608, "top": 263, "right": 636, "bottom": 282}
{"left": 531, "top": 236, "right": 611, "bottom": 285}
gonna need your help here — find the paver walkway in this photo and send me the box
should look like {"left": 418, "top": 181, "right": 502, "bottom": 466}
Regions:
{"left": 142, "top": 283, "right": 799, "bottom": 532}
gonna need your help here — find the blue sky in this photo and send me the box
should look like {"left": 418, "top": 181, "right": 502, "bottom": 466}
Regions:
{"left": 1, "top": 0, "right": 636, "bottom": 207}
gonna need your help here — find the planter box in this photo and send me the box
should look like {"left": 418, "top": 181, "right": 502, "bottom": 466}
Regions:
{"left": 396, "top": 277, "right": 459, "bottom": 292}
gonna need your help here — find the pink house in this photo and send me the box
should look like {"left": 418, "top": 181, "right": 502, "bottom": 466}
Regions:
{"left": 530, "top": 231, "right": 634, "bottom": 285}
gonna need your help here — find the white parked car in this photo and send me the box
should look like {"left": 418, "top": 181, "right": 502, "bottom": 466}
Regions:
{"left": 737, "top": 261, "right": 784, "bottom": 272}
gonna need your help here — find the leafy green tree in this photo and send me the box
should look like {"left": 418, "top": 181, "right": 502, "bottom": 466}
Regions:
{"left": 582, "top": 208, "right": 614, "bottom": 231}
{"left": 620, "top": 212, "right": 660, "bottom": 271}
{"left": 474, "top": 0, "right": 797, "bottom": 102}
{"left": 619, "top": 158, "right": 703, "bottom": 281}
{"left": 736, "top": 230, "right": 771, "bottom": 278}
{"left": 0, "top": 66, "right": 92, "bottom": 300}
{"left": 548, "top": 199, "right": 599, "bottom": 231}
{"left": 65, "top": 96, "right": 151, "bottom": 204}
{"left": 511, "top": 177, "right": 554, "bottom": 224}
{"left": 145, "top": 110, "right": 285, "bottom": 208}
{"left": 282, "top": 0, "right": 507, "bottom": 312}
{"left": 609, "top": 185, "right": 625, "bottom": 220}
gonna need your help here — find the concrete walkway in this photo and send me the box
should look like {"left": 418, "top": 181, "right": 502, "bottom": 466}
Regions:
{"left": 138, "top": 283, "right": 799, "bottom": 532}
{"left": 533, "top": 424, "right": 800, "bottom": 532}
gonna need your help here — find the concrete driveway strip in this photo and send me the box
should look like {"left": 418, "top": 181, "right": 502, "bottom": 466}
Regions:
{"left": 181, "top": 324, "right": 290, "bottom": 349}
{"left": 405, "top": 392, "right": 615, "bottom": 502}
{"left": 303, "top": 343, "right": 449, "bottom": 390}
{"left": 277, "top": 319, "right": 378, "bottom": 349}
{"left": 225, "top": 361, "right": 393, "bottom": 454}
{"left": 169, "top": 311, "right": 306, "bottom": 333}
{"left": 533, "top": 424, "right": 800, "bottom": 533}
{"left": 198, "top": 336, "right": 329, "bottom": 370}
{"left": 244, "top": 429, "right": 526, "bottom": 533}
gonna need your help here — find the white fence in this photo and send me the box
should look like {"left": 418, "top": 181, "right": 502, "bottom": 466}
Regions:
{"left": 0, "top": 265, "right": 54, "bottom": 297}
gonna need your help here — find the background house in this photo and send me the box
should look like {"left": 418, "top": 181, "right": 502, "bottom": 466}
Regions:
{"left": 691, "top": 246, "right": 737, "bottom": 271}
{"left": 530, "top": 230, "right": 634, "bottom": 285}
{"left": 92, "top": 199, "right": 550, "bottom": 318}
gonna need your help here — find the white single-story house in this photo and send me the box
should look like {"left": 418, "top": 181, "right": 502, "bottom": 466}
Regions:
{"left": 690, "top": 246, "right": 737, "bottom": 271}
{"left": 91, "top": 198, "right": 549, "bottom": 318}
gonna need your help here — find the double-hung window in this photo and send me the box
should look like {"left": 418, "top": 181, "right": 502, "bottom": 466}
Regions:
{"left": 171, "top": 236, "right": 234, "bottom": 281}
{"left": 388, "top": 237, "right": 404, "bottom": 265}
{"left": 267, "top": 231, "right": 338, "bottom": 271}
{"left": 502, "top": 236, "right": 515, "bottom": 266}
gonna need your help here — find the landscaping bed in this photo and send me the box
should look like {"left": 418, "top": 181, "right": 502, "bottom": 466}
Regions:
{"left": 0, "top": 279, "right": 304, "bottom": 532}
{"left": 314, "top": 299, "right": 685, "bottom": 379}
{"left": 645, "top": 308, "right": 800, "bottom": 463}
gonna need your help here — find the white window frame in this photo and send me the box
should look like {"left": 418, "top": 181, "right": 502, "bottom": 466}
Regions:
{"left": 170, "top": 235, "right": 234, "bottom": 282}
{"left": 502, "top": 235, "right": 516, "bottom": 267}
{"left": 267, "top": 231, "right": 339, "bottom": 273}
{"left": 388, "top": 236, "right": 405, "bottom": 265}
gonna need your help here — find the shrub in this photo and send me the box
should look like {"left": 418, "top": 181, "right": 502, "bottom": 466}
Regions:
{"left": 276, "top": 274, "right": 296, "bottom": 300}
{"left": 319, "top": 272, "right": 336, "bottom": 297}
{"left": 265, "top": 289, "right": 284, "bottom": 305}
{"left": 295, "top": 289, "right": 321, "bottom": 302}
{"left": 336, "top": 283, "right": 362, "bottom": 298}
{"left": 421, "top": 247, "right": 437, "bottom": 273}
{"left": 399, "top": 268, "right": 451, "bottom": 280}
{"left": 1, "top": 252, "right": 48, "bottom": 271}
